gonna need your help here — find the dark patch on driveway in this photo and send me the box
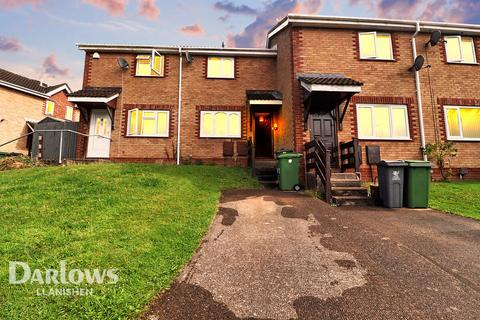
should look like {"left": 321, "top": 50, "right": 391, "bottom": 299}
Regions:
{"left": 334, "top": 259, "right": 356, "bottom": 269}
{"left": 281, "top": 207, "right": 309, "bottom": 220}
{"left": 218, "top": 207, "right": 239, "bottom": 226}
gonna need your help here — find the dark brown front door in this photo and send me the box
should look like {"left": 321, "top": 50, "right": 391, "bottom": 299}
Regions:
{"left": 311, "top": 112, "right": 337, "bottom": 150}
{"left": 255, "top": 115, "right": 273, "bottom": 158}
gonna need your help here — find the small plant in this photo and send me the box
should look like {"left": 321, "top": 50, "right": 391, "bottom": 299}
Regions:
{"left": 423, "top": 142, "right": 457, "bottom": 181}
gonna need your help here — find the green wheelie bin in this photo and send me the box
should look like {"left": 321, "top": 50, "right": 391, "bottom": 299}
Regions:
{"left": 277, "top": 152, "right": 302, "bottom": 191}
{"left": 404, "top": 160, "right": 432, "bottom": 208}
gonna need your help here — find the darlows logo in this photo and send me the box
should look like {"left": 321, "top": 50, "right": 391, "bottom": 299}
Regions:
{"left": 9, "top": 261, "right": 119, "bottom": 296}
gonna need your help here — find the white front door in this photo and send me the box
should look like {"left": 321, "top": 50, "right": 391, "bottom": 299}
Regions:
{"left": 87, "top": 109, "right": 111, "bottom": 158}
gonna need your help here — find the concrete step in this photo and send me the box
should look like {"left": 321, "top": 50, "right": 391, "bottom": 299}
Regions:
{"left": 331, "top": 172, "right": 360, "bottom": 180}
{"left": 332, "top": 186, "right": 368, "bottom": 197}
{"left": 333, "top": 196, "right": 374, "bottom": 206}
{"left": 331, "top": 180, "right": 362, "bottom": 188}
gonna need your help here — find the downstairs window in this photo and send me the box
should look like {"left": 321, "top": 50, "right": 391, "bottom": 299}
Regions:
{"left": 200, "top": 111, "right": 241, "bottom": 138}
{"left": 445, "top": 106, "right": 480, "bottom": 140}
{"left": 127, "top": 109, "right": 169, "bottom": 137}
{"left": 357, "top": 104, "right": 410, "bottom": 140}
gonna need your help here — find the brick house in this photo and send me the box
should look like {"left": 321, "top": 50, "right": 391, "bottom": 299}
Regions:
{"left": 70, "top": 14, "right": 480, "bottom": 182}
{"left": 0, "top": 68, "right": 75, "bottom": 154}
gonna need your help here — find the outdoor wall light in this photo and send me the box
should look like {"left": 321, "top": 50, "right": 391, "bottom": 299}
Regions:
{"left": 259, "top": 116, "right": 265, "bottom": 123}
{"left": 273, "top": 123, "right": 278, "bottom": 131}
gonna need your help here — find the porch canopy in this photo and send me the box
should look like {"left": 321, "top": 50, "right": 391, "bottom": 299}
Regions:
{"left": 247, "top": 90, "right": 283, "bottom": 106}
{"left": 68, "top": 87, "right": 121, "bottom": 128}
{"left": 298, "top": 74, "right": 363, "bottom": 128}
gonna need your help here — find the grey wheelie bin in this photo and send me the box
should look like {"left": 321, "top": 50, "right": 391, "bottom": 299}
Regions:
{"left": 377, "top": 160, "right": 408, "bottom": 208}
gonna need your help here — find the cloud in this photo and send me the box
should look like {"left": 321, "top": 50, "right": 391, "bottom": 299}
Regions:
{"left": 0, "top": 0, "right": 45, "bottom": 9}
{"left": 214, "top": 1, "right": 257, "bottom": 15}
{"left": 138, "top": 0, "right": 159, "bottom": 20}
{"left": 82, "top": 0, "right": 127, "bottom": 16}
{"left": 0, "top": 36, "right": 23, "bottom": 51}
{"left": 227, "top": 0, "right": 323, "bottom": 48}
{"left": 180, "top": 24, "right": 204, "bottom": 36}
{"left": 42, "top": 54, "right": 69, "bottom": 77}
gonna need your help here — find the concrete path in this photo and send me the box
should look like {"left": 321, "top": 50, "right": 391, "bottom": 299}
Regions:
{"left": 142, "top": 189, "right": 480, "bottom": 320}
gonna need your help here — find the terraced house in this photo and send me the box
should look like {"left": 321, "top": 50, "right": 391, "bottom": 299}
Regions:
{"left": 70, "top": 14, "right": 480, "bottom": 187}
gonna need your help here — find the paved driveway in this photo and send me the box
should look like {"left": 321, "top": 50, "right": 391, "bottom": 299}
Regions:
{"left": 142, "top": 190, "right": 480, "bottom": 320}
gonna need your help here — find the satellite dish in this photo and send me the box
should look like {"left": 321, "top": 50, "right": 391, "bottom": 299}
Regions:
{"left": 425, "top": 30, "right": 442, "bottom": 47}
{"left": 185, "top": 51, "right": 193, "bottom": 63}
{"left": 117, "top": 57, "right": 129, "bottom": 70}
{"left": 409, "top": 55, "right": 425, "bottom": 72}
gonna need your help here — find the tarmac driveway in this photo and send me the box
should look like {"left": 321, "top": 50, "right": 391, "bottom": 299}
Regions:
{"left": 142, "top": 189, "right": 480, "bottom": 320}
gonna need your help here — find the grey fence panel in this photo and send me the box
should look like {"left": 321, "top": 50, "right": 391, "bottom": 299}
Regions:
{"left": 31, "top": 120, "right": 79, "bottom": 163}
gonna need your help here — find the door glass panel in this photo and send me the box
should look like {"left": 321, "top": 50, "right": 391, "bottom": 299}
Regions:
{"left": 215, "top": 112, "right": 227, "bottom": 136}
{"left": 95, "top": 118, "right": 101, "bottom": 135}
{"left": 357, "top": 107, "right": 373, "bottom": 137}
{"left": 446, "top": 109, "right": 460, "bottom": 137}
{"left": 374, "top": 107, "right": 391, "bottom": 138}
{"left": 391, "top": 108, "right": 408, "bottom": 137}
{"left": 359, "top": 33, "right": 376, "bottom": 58}
{"left": 228, "top": 113, "right": 240, "bottom": 136}
{"left": 460, "top": 108, "right": 480, "bottom": 138}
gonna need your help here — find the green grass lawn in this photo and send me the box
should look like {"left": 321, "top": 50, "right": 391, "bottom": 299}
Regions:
{"left": 430, "top": 180, "right": 480, "bottom": 220}
{"left": 0, "top": 164, "right": 260, "bottom": 320}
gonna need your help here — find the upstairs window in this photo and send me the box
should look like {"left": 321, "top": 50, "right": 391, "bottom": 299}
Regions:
{"left": 127, "top": 109, "right": 169, "bottom": 137}
{"left": 445, "top": 106, "right": 480, "bottom": 140}
{"left": 136, "top": 50, "right": 164, "bottom": 77}
{"left": 357, "top": 104, "right": 410, "bottom": 140}
{"left": 45, "top": 101, "right": 55, "bottom": 115}
{"left": 207, "top": 57, "right": 235, "bottom": 79}
{"left": 200, "top": 111, "right": 241, "bottom": 138}
{"left": 445, "top": 36, "right": 477, "bottom": 64}
{"left": 359, "top": 32, "right": 393, "bottom": 60}
{"left": 65, "top": 106, "right": 74, "bottom": 121}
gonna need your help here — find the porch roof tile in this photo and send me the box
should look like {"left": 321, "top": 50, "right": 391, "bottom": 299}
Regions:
{"left": 298, "top": 74, "right": 363, "bottom": 86}
{"left": 246, "top": 90, "right": 283, "bottom": 101}
{"left": 68, "top": 87, "right": 122, "bottom": 98}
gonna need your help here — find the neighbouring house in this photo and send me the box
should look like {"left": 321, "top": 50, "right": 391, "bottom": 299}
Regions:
{"left": 0, "top": 67, "right": 76, "bottom": 154}
{"left": 71, "top": 14, "right": 480, "bottom": 184}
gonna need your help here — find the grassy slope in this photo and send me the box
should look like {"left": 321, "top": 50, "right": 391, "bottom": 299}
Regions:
{"left": 430, "top": 181, "right": 480, "bottom": 220}
{"left": 0, "top": 164, "right": 259, "bottom": 319}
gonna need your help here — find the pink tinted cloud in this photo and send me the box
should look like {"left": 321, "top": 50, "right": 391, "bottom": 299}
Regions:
{"left": 82, "top": 0, "right": 127, "bottom": 16}
{"left": 180, "top": 24, "right": 204, "bottom": 36}
{"left": 43, "top": 54, "right": 69, "bottom": 77}
{"left": 0, "top": 0, "right": 45, "bottom": 9}
{"left": 138, "top": 0, "right": 159, "bottom": 20}
{"left": 0, "top": 36, "right": 23, "bottom": 51}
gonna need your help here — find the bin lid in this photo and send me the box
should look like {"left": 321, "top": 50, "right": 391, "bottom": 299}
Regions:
{"left": 404, "top": 160, "right": 432, "bottom": 168}
{"left": 277, "top": 153, "right": 303, "bottom": 159}
{"left": 378, "top": 160, "right": 408, "bottom": 167}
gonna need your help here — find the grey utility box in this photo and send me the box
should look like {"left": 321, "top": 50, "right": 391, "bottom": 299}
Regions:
{"left": 378, "top": 160, "right": 408, "bottom": 208}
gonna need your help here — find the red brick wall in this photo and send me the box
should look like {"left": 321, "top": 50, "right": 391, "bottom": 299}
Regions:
{"left": 44, "top": 90, "right": 79, "bottom": 121}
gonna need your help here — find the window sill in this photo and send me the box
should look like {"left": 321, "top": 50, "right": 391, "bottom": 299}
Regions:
{"left": 200, "top": 136, "right": 242, "bottom": 139}
{"left": 134, "top": 75, "right": 165, "bottom": 78}
{"left": 446, "top": 138, "right": 480, "bottom": 142}
{"left": 206, "top": 77, "right": 236, "bottom": 80}
{"left": 126, "top": 135, "right": 170, "bottom": 138}
{"left": 446, "top": 62, "right": 479, "bottom": 66}
{"left": 358, "top": 137, "right": 412, "bottom": 141}
{"left": 359, "top": 58, "right": 396, "bottom": 62}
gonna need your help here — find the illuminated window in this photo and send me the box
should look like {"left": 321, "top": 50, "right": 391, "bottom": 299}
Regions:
{"left": 127, "top": 109, "right": 169, "bottom": 137}
{"left": 359, "top": 32, "right": 393, "bottom": 60}
{"left": 200, "top": 111, "right": 241, "bottom": 138}
{"left": 45, "top": 101, "right": 55, "bottom": 115}
{"left": 207, "top": 57, "right": 235, "bottom": 79}
{"left": 65, "top": 106, "right": 74, "bottom": 121}
{"left": 445, "top": 106, "right": 480, "bottom": 140}
{"left": 135, "top": 50, "right": 164, "bottom": 76}
{"left": 445, "top": 36, "right": 477, "bottom": 64}
{"left": 357, "top": 104, "right": 410, "bottom": 139}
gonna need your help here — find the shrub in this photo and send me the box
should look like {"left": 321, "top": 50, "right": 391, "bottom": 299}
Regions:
{"left": 423, "top": 142, "right": 457, "bottom": 181}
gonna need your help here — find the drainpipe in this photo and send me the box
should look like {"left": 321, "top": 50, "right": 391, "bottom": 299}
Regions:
{"left": 176, "top": 47, "right": 183, "bottom": 165}
{"left": 412, "top": 21, "right": 428, "bottom": 161}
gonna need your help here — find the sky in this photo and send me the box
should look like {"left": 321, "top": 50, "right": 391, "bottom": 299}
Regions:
{"left": 1, "top": 0, "right": 479, "bottom": 90}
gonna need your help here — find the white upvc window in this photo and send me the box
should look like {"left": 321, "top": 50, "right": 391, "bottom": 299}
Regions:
{"left": 45, "top": 101, "right": 55, "bottom": 115}
{"left": 444, "top": 36, "right": 477, "bottom": 64}
{"left": 127, "top": 109, "right": 170, "bottom": 137}
{"left": 207, "top": 57, "right": 235, "bottom": 79}
{"left": 200, "top": 111, "right": 241, "bottom": 138}
{"left": 65, "top": 106, "right": 74, "bottom": 121}
{"left": 444, "top": 106, "right": 480, "bottom": 141}
{"left": 358, "top": 32, "right": 394, "bottom": 60}
{"left": 135, "top": 50, "right": 164, "bottom": 76}
{"left": 356, "top": 104, "right": 410, "bottom": 140}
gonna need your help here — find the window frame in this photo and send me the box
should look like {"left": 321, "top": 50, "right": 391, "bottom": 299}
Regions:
{"left": 199, "top": 111, "right": 242, "bottom": 138}
{"left": 444, "top": 105, "right": 480, "bottom": 141}
{"left": 45, "top": 101, "right": 55, "bottom": 115}
{"left": 65, "top": 106, "right": 74, "bottom": 121}
{"left": 206, "top": 57, "right": 236, "bottom": 79}
{"left": 358, "top": 31, "right": 394, "bottom": 61}
{"left": 356, "top": 104, "right": 411, "bottom": 140}
{"left": 444, "top": 35, "right": 478, "bottom": 64}
{"left": 135, "top": 50, "right": 165, "bottom": 77}
{"left": 126, "top": 109, "right": 170, "bottom": 138}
